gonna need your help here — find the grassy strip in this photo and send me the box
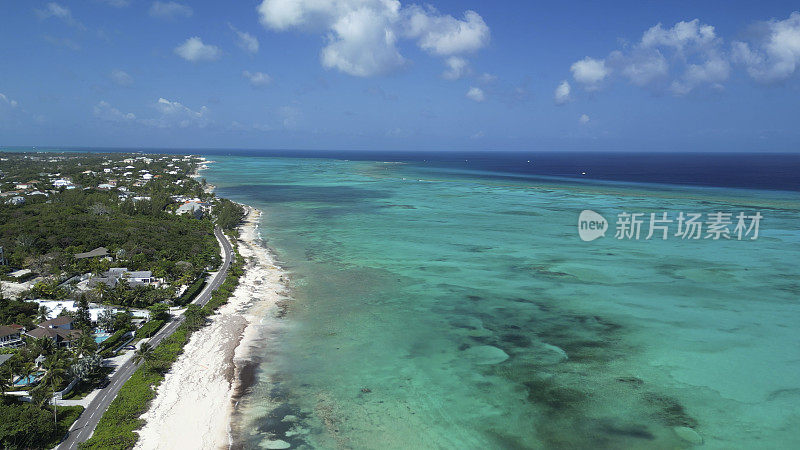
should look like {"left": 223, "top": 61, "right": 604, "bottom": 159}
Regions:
{"left": 98, "top": 329, "right": 131, "bottom": 357}
{"left": 79, "top": 237, "right": 244, "bottom": 450}
{"left": 173, "top": 275, "right": 207, "bottom": 307}
{"left": 47, "top": 405, "right": 86, "bottom": 448}
{"left": 134, "top": 319, "right": 165, "bottom": 339}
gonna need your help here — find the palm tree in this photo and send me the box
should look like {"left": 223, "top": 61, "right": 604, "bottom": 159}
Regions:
{"left": 72, "top": 332, "right": 96, "bottom": 358}
{"left": 133, "top": 342, "right": 154, "bottom": 369}
{"left": 93, "top": 282, "right": 109, "bottom": 302}
{"left": 0, "top": 367, "right": 11, "bottom": 397}
{"left": 32, "top": 336, "right": 56, "bottom": 357}
{"left": 42, "top": 353, "right": 68, "bottom": 424}
{"left": 37, "top": 305, "right": 50, "bottom": 323}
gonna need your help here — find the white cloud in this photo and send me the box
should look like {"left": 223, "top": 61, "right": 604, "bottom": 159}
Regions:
{"left": 110, "top": 69, "right": 133, "bottom": 86}
{"left": 579, "top": 114, "right": 590, "bottom": 124}
{"left": 149, "top": 2, "right": 193, "bottom": 19}
{"left": 98, "top": 0, "right": 131, "bottom": 7}
{"left": 554, "top": 80, "right": 571, "bottom": 105}
{"left": 94, "top": 101, "right": 136, "bottom": 122}
{"left": 732, "top": 12, "right": 800, "bottom": 83}
{"left": 256, "top": 0, "right": 490, "bottom": 77}
{"left": 568, "top": 19, "right": 729, "bottom": 95}
{"left": 94, "top": 98, "right": 211, "bottom": 128}
{"left": 466, "top": 86, "right": 485, "bottom": 102}
{"left": 320, "top": 6, "right": 406, "bottom": 76}
{"left": 174, "top": 37, "right": 221, "bottom": 62}
{"left": 403, "top": 6, "right": 490, "bottom": 55}
{"left": 243, "top": 70, "right": 272, "bottom": 87}
{"left": 570, "top": 57, "right": 609, "bottom": 88}
{"left": 0, "top": 93, "right": 19, "bottom": 109}
{"left": 148, "top": 97, "right": 209, "bottom": 128}
{"left": 442, "top": 56, "right": 469, "bottom": 80}
{"left": 36, "top": 2, "right": 84, "bottom": 29}
{"left": 641, "top": 19, "right": 717, "bottom": 52}
{"left": 229, "top": 24, "right": 260, "bottom": 54}
{"left": 612, "top": 49, "right": 669, "bottom": 86}
{"left": 478, "top": 73, "right": 497, "bottom": 83}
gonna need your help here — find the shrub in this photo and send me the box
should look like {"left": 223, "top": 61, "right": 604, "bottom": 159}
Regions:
{"left": 173, "top": 275, "right": 206, "bottom": 307}
{"left": 134, "top": 320, "right": 165, "bottom": 339}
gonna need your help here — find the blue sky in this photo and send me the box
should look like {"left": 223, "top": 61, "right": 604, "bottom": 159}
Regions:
{"left": 1, "top": 0, "right": 799, "bottom": 152}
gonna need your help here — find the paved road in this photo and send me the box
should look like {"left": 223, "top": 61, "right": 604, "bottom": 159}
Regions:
{"left": 56, "top": 226, "right": 233, "bottom": 450}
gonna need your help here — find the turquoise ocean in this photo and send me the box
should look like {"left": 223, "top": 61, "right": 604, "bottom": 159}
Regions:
{"left": 202, "top": 153, "right": 800, "bottom": 449}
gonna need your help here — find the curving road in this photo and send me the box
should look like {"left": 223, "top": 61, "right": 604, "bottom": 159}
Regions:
{"left": 56, "top": 226, "right": 233, "bottom": 450}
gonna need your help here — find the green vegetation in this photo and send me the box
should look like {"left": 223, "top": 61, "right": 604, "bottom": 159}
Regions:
{"left": 173, "top": 275, "right": 206, "bottom": 307}
{"left": 134, "top": 319, "right": 165, "bottom": 339}
{"left": 0, "top": 152, "right": 247, "bottom": 449}
{"left": 0, "top": 399, "right": 84, "bottom": 450}
{"left": 98, "top": 329, "right": 131, "bottom": 357}
{"left": 80, "top": 238, "right": 244, "bottom": 450}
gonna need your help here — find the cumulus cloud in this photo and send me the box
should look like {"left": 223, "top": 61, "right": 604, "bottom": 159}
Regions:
{"left": 229, "top": 24, "right": 260, "bottom": 54}
{"left": 243, "top": 70, "right": 272, "bottom": 87}
{"left": 567, "top": 19, "right": 729, "bottom": 95}
{"left": 110, "top": 69, "right": 133, "bottom": 86}
{"left": 466, "top": 86, "right": 485, "bottom": 102}
{"left": 36, "top": 2, "right": 84, "bottom": 29}
{"left": 149, "top": 1, "right": 193, "bottom": 19}
{"left": 403, "top": 6, "right": 490, "bottom": 55}
{"left": 579, "top": 114, "right": 590, "bottom": 124}
{"left": 732, "top": 12, "right": 800, "bottom": 83}
{"left": 570, "top": 57, "right": 609, "bottom": 89}
{"left": 554, "top": 80, "right": 571, "bottom": 104}
{"left": 442, "top": 56, "right": 469, "bottom": 80}
{"left": 94, "top": 101, "right": 136, "bottom": 122}
{"left": 174, "top": 37, "right": 221, "bottom": 62}
{"left": 256, "top": 0, "right": 490, "bottom": 77}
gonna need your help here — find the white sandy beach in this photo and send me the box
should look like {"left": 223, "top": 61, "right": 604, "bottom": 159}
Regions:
{"left": 136, "top": 207, "right": 287, "bottom": 450}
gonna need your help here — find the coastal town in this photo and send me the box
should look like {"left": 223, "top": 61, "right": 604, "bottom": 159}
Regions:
{"left": 0, "top": 152, "right": 245, "bottom": 449}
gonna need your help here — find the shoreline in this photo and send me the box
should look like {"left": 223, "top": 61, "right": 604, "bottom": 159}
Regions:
{"left": 135, "top": 205, "right": 289, "bottom": 449}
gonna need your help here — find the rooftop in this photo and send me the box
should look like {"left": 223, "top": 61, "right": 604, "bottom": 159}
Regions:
{"left": 75, "top": 247, "right": 109, "bottom": 259}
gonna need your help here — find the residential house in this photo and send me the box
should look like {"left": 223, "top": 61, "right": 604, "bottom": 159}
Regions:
{"left": 26, "top": 317, "right": 82, "bottom": 348}
{"left": 89, "top": 267, "right": 157, "bottom": 288}
{"left": 176, "top": 200, "right": 208, "bottom": 219}
{"left": 0, "top": 325, "right": 24, "bottom": 348}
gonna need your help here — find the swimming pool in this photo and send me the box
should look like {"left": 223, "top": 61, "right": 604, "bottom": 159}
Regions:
{"left": 13, "top": 371, "right": 45, "bottom": 386}
{"left": 94, "top": 332, "right": 112, "bottom": 344}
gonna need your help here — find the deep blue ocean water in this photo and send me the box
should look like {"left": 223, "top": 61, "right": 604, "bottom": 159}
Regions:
{"left": 5, "top": 147, "right": 800, "bottom": 191}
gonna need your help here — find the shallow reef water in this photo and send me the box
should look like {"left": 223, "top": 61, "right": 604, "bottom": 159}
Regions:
{"left": 206, "top": 155, "right": 800, "bottom": 449}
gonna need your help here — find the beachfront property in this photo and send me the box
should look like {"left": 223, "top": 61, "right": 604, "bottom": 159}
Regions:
{"left": 85, "top": 267, "right": 158, "bottom": 289}
{"left": 0, "top": 324, "right": 25, "bottom": 348}
{"left": 175, "top": 199, "right": 208, "bottom": 219}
